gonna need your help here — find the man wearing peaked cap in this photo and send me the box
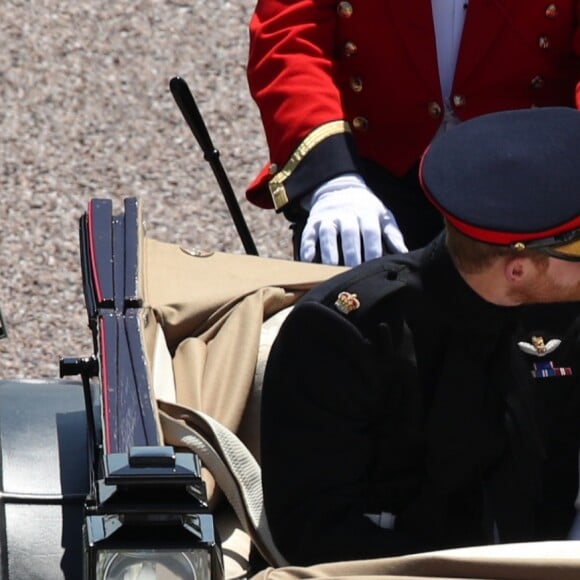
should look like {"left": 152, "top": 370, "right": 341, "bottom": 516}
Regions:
{"left": 259, "top": 107, "right": 580, "bottom": 567}
{"left": 419, "top": 107, "right": 580, "bottom": 303}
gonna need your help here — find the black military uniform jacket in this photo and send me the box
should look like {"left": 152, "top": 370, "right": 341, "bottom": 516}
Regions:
{"left": 261, "top": 236, "right": 580, "bottom": 565}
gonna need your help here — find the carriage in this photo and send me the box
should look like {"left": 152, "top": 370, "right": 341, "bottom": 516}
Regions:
{"left": 2, "top": 79, "right": 580, "bottom": 579}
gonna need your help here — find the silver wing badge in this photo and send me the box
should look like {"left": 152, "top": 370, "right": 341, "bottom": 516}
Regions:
{"left": 517, "top": 335, "right": 561, "bottom": 357}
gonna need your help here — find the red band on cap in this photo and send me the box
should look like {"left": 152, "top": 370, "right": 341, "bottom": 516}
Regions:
{"left": 441, "top": 213, "right": 580, "bottom": 245}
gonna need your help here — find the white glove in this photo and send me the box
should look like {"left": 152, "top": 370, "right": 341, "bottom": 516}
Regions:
{"left": 300, "top": 173, "right": 408, "bottom": 266}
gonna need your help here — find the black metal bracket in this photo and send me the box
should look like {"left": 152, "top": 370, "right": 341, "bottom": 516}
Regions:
{"left": 0, "top": 307, "right": 8, "bottom": 340}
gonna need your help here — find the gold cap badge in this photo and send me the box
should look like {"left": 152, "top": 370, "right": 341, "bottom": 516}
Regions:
{"left": 334, "top": 291, "right": 360, "bottom": 314}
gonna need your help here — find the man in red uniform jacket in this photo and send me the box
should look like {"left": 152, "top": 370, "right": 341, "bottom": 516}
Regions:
{"left": 246, "top": 1, "right": 580, "bottom": 265}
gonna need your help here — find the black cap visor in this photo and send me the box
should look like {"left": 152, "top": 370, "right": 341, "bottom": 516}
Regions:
{"left": 517, "top": 228, "right": 580, "bottom": 261}
{"left": 543, "top": 238, "right": 580, "bottom": 261}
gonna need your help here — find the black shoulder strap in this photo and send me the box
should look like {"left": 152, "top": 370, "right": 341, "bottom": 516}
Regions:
{"left": 309, "top": 258, "right": 412, "bottom": 324}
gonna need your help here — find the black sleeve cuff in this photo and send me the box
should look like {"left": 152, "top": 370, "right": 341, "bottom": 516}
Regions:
{"left": 267, "top": 126, "right": 359, "bottom": 214}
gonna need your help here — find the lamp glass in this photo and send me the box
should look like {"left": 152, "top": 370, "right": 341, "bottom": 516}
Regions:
{"left": 96, "top": 549, "right": 211, "bottom": 580}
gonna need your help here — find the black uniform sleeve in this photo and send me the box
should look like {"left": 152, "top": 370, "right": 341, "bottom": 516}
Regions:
{"left": 260, "top": 300, "right": 427, "bottom": 565}
{"left": 279, "top": 132, "right": 360, "bottom": 219}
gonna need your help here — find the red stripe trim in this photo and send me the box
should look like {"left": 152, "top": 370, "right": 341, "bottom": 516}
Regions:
{"left": 441, "top": 215, "right": 580, "bottom": 246}
{"left": 87, "top": 201, "right": 104, "bottom": 304}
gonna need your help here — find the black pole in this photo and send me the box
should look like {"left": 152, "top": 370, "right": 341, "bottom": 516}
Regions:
{"left": 169, "top": 76, "right": 259, "bottom": 256}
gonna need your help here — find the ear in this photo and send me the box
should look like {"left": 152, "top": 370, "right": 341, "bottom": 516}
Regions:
{"left": 504, "top": 257, "right": 529, "bottom": 284}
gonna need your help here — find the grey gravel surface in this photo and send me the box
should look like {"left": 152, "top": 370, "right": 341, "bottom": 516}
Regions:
{"left": 0, "top": 0, "right": 292, "bottom": 378}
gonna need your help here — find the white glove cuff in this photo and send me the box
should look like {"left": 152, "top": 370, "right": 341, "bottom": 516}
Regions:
{"left": 300, "top": 173, "right": 367, "bottom": 211}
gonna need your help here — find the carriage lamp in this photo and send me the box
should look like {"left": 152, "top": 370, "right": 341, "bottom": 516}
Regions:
{"left": 84, "top": 446, "right": 224, "bottom": 580}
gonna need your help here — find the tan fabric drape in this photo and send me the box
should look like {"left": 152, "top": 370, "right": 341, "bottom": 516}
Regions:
{"left": 253, "top": 541, "right": 580, "bottom": 580}
{"left": 142, "top": 237, "right": 346, "bottom": 351}
{"left": 170, "top": 286, "right": 297, "bottom": 431}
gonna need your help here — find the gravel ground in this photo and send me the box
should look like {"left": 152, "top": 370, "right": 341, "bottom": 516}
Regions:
{"left": 0, "top": 0, "right": 292, "bottom": 378}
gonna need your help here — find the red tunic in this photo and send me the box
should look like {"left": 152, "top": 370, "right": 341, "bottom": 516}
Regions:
{"left": 247, "top": 0, "right": 580, "bottom": 209}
